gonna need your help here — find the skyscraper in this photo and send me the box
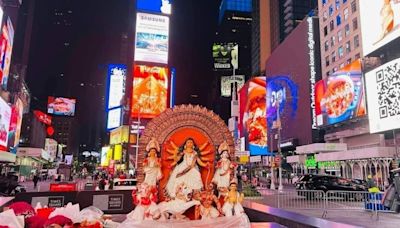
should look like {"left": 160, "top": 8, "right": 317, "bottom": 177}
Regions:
{"left": 282, "top": 0, "right": 317, "bottom": 39}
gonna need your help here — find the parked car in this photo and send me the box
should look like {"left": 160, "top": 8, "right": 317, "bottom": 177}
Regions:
{"left": 96, "top": 178, "right": 137, "bottom": 191}
{"left": 295, "top": 174, "right": 368, "bottom": 200}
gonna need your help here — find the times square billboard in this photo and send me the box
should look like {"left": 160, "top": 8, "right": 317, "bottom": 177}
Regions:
{"left": 263, "top": 16, "right": 322, "bottom": 149}
{"left": 134, "top": 12, "right": 169, "bottom": 64}
{"left": 131, "top": 64, "right": 170, "bottom": 119}
{"left": 137, "top": 0, "right": 172, "bottom": 15}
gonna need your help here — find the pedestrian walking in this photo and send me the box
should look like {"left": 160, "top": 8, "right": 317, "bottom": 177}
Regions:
{"left": 33, "top": 175, "right": 39, "bottom": 189}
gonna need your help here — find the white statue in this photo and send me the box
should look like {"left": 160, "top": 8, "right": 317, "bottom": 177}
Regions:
{"left": 159, "top": 182, "right": 201, "bottom": 220}
{"left": 143, "top": 138, "right": 163, "bottom": 188}
{"left": 165, "top": 138, "right": 212, "bottom": 198}
{"left": 213, "top": 141, "right": 237, "bottom": 197}
{"left": 127, "top": 183, "right": 161, "bottom": 221}
{"left": 222, "top": 182, "right": 245, "bottom": 217}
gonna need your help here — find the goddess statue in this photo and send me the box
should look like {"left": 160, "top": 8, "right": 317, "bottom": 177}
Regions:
{"left": 143, "top": 138, "right": 163, "bottom": 188}
{"left": 212, "top": 141, "right": 237, "bottom": 197}
{"left": 222, "top": 182, "right": 245, "bottom": 217}
{"left": 165, "top": 138, "right": 213, "bottom": 198}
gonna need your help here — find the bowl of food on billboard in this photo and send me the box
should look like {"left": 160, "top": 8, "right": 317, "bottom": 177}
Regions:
{"left": 242, "top": 77, "right": 269, "bottom": 156}
{"left": 315, "top": 60, "right": 366, "bottom": 126}
{"left": 47, "top": 97, "right": 76, "bottom": 116}
{"left": 360, "top": 0, "right": 400, "bottom": 56}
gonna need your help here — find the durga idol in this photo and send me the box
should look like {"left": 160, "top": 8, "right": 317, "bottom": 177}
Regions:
{"left": 165, "top": 138, "right": 213, "bottom": 198}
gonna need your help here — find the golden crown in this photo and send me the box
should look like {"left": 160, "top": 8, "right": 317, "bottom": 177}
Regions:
{"left": 146, "top": 138, "right": 160, "bottom": 152}
{"left": 218, "top": 141, "right": 230, "bottom": 154}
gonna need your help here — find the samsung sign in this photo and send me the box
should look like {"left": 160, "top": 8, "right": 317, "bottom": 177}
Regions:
{"left": 307, "top": 17, "right": 317, "bottom": 130}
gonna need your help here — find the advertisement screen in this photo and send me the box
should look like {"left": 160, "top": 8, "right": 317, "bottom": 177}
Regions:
{"left": 221, "top": 75, "right": 245, "bottom": 97}
{"left": 131, "top": 65, "right": 169, "bottom": 119}
{"left": 137, "top": 0, "right": 172, "bottom": 15}
{"left": 360, "top": 0, "right": 400, "bottom": 55}
{"left": 366, "top": 57, "right": 400, "bottom": 133}
{"left": 107, "top": 64, "right": 126, "bottom": 110}
{"left": 212, "top": 43, "right": 239, "bottom": 70}
{"left": 107, "top": 107, "right": 122, "bottom": 130}
{"left": 7, "top": 98, "right": 23, "bottom": 152}
{"left": 47, "top": 97, "right": 76, "bottom": 116}
{"left": 315, "top": 60, "right": 366, "bottom": 126}
{"left": 0, "top": 18, "right": 14, "bottom": 90}
{"left": 134, "top": 13, "right": 169, "bottom": 64}
{"left": 239, "top": 77, "right": 269, "bottom": 156}
{"left": 101, "top": 146, "right": 110, "bottom": 166}
{"left": 0, "top": 97, "right": 11, "bottom": 150}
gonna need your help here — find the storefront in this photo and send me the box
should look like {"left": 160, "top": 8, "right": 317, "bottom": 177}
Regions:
{"left": 16, "top": 147, "right": 50, "bottom": 177}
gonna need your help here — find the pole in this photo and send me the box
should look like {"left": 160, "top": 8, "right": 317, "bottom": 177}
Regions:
{"left": 270, "top": 127, "right": 276, "bottom": 190}
{"left": 394, "top": 130, "right": 398, "bottom": 169}
{"left": 277, "top": 101, "right": 283, "bottom": 191}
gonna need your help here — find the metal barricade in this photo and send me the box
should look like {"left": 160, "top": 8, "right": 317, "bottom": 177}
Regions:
{"left": 273, "top": 190, "right": 391, "bottom": 220}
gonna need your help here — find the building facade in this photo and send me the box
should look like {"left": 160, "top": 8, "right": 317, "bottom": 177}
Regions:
{"left": 318, "top": 0, "right": 362, "bottom": 78}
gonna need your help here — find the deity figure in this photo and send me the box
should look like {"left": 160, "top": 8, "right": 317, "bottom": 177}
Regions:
{"left": 143, "top": 138, "right": 163, "bottom": 188}
{"left": 213, "top": 141, "right": 237, "bottom": 197}
{"left": 165, "top": 138, "right": 213, "bottom": 198}
{"left": 222, "top": 182, "right": 244, "bottom": 217}
{"left": 159, "top": 182, "right": 201, "bottom": 220}
{"left": 197, "top": 183, "right": 221, "bottom": 219}
{"left": 127, "top": 183, "right": 161, "bottom": 221}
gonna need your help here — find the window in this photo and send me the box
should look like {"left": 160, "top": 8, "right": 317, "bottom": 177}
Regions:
{"left": 344, "top": 8, "right": 349, "bottom": 20}
{"left": 329, "top": 5, "right": 334, "bottom": 16}
{"left": 333, "top": 67, "right": 338, "bottom": 72}
{"left": 331, "top": 36, "right": 336, "bottom": 46}
{"left": 326, "top": 56, "right": 330, "bottom": 66}
{"left": 324, "top": 26, "right": 328, "bottom": 36}
{"left": 346, "top": 58, "right": 352, "bottom": 65}
{"left": 325, "top": 40, "right": 329, "bottom": 51}
{"left": 336, "top": 15, "right": 342, "bottom": 26}
{"left": 352, "top": 18, "right": 358, "bottom": 30}
{"left": 343, "top": 0, "right": 347, "bottom": 3}
{"left": 332, "top": 51, "right": 336, "bottom": 63}
{"left": 346, "top": 41, "right": 351, "bottom": 53}
{"left": 322, "top": 0, "right": 327, "bottom": 6}
{"left": 330, "top": 20, "right": 335, "bottom": 31}
{"left": 338, "top": 46, "right": 344, "bottom": 58}
{"left": 323, "top": 11, "right": 328, "bottom": 22}
{"left": 340, "top": 63, "right": 345, "bottom": 68}
{"left": 355, "top": 53, "right": 361, "bottom": 59}
{"left": 336, "top": 0, "right": 340, "bottom": 9}
{"left": 354, "top": 35, "right": 360, "bottom": 48}
{"left": 345, "top": 24, "right": 350, "bottom": 36}
{"left": 351, "top": 0, "right": 357, "bottom": 13}
{"left": 338, "top": 30, "right": 343, "bottom": 41}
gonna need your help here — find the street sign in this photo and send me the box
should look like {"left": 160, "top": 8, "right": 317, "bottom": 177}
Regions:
{"left": 250, "top": 155, "right": 262, "bottom": 163}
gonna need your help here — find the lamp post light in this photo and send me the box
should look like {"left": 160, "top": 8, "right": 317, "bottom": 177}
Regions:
{"left": 276, "top": 101, "right": 283, "bottom": 192}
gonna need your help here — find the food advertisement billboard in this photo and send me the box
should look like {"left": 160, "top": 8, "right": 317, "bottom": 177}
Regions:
{"left": 366, "top": 57, "right": 400, "bottom": 133}
{"left": 107, "top": 64, "right": 126, "bottom": 110}
{"left": 134, "top": 13, "right": 169, "bottom": 64}
{"left": 0, "top": 97, "right": 11, "bottom": 150}
{"left": 212, "top": 43, "right": 239, "bottom": 70}
{"left": 315, "top": 60, "right": 367, "bottom": 127}
{"left": 0, "top": 18, "right": 14, "bottom": 90}
{"left": 7, "top": 98, "right": 23, "bottom": 152}
{"left": 137, "top": 0, "right": 172, "bottom": 15}
{"left": 239, "top": 77, "right": 269, "bottom": 156}
{"left": 360, "top": 0, "right": 400, "bottom": 56}
{"left": 47, "top": 97, "right": 76, "bottom": 116}
{"left": 131, "top": 65, "right": 169, "bottom": 119}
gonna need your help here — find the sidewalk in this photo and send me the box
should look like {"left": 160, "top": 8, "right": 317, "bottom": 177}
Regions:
{"left": 251, "top": 186, "right": 400, "bottom": 228}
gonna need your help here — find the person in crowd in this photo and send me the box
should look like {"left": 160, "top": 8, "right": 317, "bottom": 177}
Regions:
{"left": 33, "top": 174, "right": 39, "bottom": 189}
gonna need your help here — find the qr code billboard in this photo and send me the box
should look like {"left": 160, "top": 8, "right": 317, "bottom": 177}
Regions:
{"left": 366, "top": 58, "right": 400, "bottom": 133}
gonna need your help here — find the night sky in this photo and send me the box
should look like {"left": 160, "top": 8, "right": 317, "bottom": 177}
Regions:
{"left": 21, "top": 0, "right": 221, "bottom": 151}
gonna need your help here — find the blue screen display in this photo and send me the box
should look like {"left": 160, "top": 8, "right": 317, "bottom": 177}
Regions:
{"left": 137, "top": 0, "right": 172, "bottom": 15}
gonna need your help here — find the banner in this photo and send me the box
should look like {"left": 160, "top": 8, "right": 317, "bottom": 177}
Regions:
{"left": 212, "top": 43, "right": 239, "bottom": 70}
